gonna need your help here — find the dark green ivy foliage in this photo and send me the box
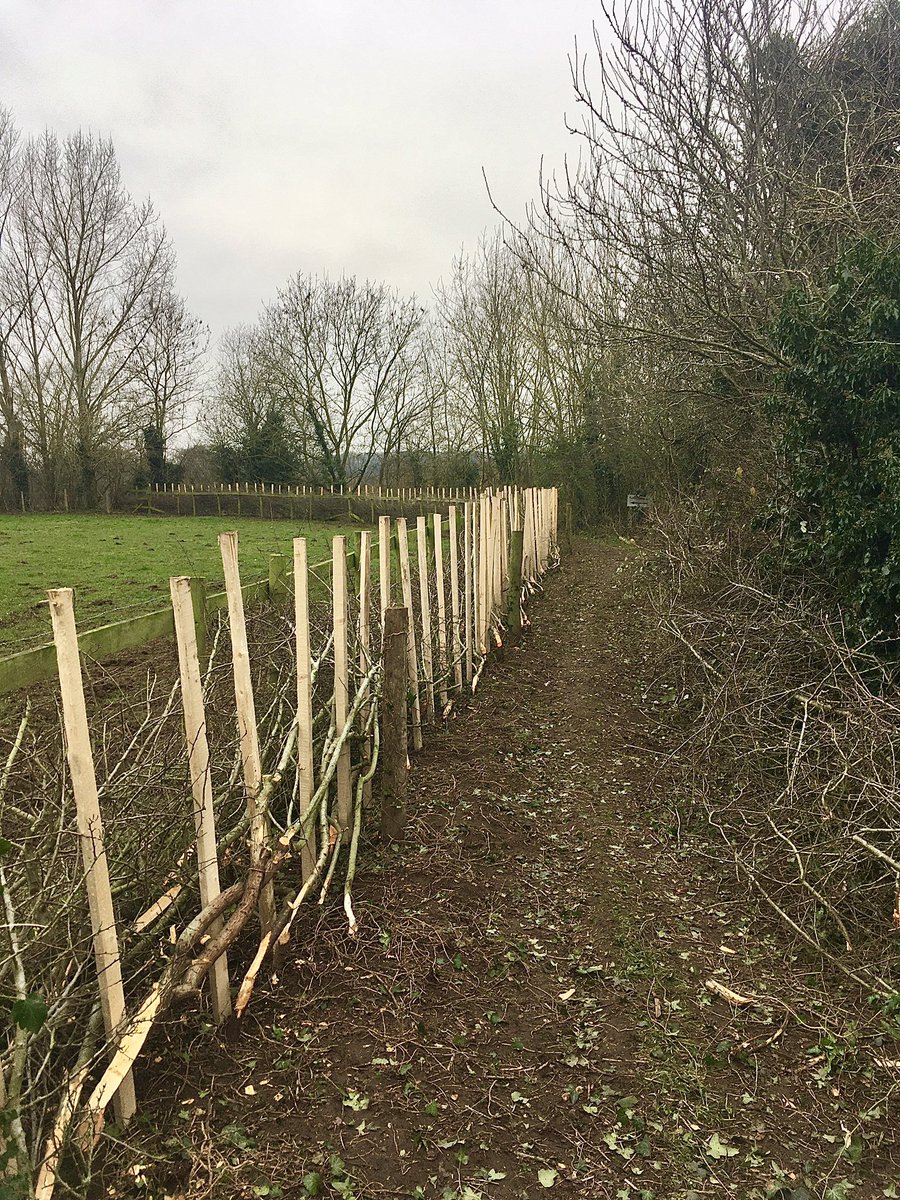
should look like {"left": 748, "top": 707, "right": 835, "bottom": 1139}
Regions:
{"left": 135, "top": 425, "right": 182, "bottom": 489}
{"left": 767, "top": 241, "right": 900, "bottom": 639}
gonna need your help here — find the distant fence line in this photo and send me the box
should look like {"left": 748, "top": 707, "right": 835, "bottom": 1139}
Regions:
{"left": 132, "top": 486, "right": 469, "bottom": 524}
{"left": 151, "top": 481, "right": 478, "bottom": 500}
{"left": 0, "top": 481, "right": 481, "bottom": 516}
{"left": 0, "top": 485, "right": 559, "bottom": 1196}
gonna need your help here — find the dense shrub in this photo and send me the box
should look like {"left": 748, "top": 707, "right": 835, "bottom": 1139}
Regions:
{"left": 767, "top": 241, "right": 900, "bottom": 638}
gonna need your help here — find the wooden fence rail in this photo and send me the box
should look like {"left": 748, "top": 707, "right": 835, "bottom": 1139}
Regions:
{"left": 0, "top": 550, "right": 359, "bottom": 697}
{"left": 1, "top": 486, "right": 559, "bottom": 1197}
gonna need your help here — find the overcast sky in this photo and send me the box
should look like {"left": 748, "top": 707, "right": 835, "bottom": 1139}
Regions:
{"left": 0, "top": 0, "right": 596, "bottom": 340}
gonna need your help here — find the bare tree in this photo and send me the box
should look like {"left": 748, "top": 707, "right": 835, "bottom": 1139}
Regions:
{"left": 0, "top": 108, "right": 30, "bottom": 507}
{"left": 207, "top": 324, "right": 271, "bottom": 450}
{"left": 489, "top": 0, "right": 897, "bottom": 494}
{"left": 206, "top": 325, "right": 300, "bottom": 483}
{"left": 133, "top": 284, "right": 209, "bottom": 485}
{"left": 437, "top": 233, "right": 539, "bottom": 484}
{"left": 22, "top": 130, "right": 173, "bottom": 506}
{"left": 260, "top": 273, "right": 423, "bottom": 487}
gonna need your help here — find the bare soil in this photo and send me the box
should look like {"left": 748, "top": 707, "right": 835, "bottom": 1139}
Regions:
{"left": 106, "top": 538, "right": 900, "bottom": 1200}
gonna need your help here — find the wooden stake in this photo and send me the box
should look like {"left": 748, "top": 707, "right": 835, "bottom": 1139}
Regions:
{"left": 169, "top": 576, "right": 231, "bottom": 1023}
{"left": 499, "top": 494, "right": 509, "bottom": 600}
{"left": 416, "top": 515, "right": 434, "bottom": 722}
{"left": 433, "top": 513, "right": 448, "bottom": 710}
{"left": 448, "top": 505, "right": 463, "bottom": 693}
{"left": 358, "top": 530, "right": 373, "bottom": 808}
{"left": 491, "top": 494, "right": 502, "bottom": 627}
{"left": 533, "top": 489, "right": 541, "bottom": 576}
{"left": 332, "top": 536, "right": 352, "bottom": 831}
{"left": 378, "top": 514, "right": 391, "bottom": 622}
{"left": 381, "top": 607, "right": 408, "bottom": 843}
{"left": 464, "top": 502, "right": 474, "bottom": 684}
{"left": 293, "top": 538, "right": 316, "bottom": 881}
{"left": 48, "top": 589, "right": 136, "bottom": 1124}
{"left": 477, "top": 497, "right": 489, "bottom": 654}
{"left": 189, "top": 575, "right": 208, "bottom": 674}
{"left": 522, "top": 489, "right": 535, "bottom": 582}
{"left": 396, "top": 518, "right": 422, "bottom": 750}
{"left": 218, "top": 532, "right": 275, "bottom": 933}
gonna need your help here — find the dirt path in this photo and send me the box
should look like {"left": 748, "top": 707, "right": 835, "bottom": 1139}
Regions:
{"left": 121, "top": 540, "right": 898, "bottom": 1200}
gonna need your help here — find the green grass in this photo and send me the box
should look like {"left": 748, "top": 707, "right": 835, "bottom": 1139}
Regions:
{"left": 0, "top": 514, "right": 362, "bottom": 651}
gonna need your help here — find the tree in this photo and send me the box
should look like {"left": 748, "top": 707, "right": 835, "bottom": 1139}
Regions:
{"left": 21, "top": 129, "right": 173, "bottom": 506}
{"left": 0, "top": 106, "right": 29, "bottom": 506}
{"left": 133, "top": 285, "right": 208, "bottom": 486}
{"left": 437, "top": 233, "right": 537, "bottom": 483}
{"left": 208, "top": 326, "right": 299, "bottom": 484}
{"left": 522, "top": 0, "right": 900, "bottom": 493}
{"left": 259, "top": 273, "right": 424, "bottom": 487}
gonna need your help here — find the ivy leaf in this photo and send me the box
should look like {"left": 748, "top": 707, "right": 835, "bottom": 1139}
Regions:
{"left": 10, "top": 995, "right": 47, "bottom": 1034}
{"left": 342, "top": 1089, "right": 369, "bottom": 1111}
{"left": 707, "top": 1132, "right": 738, "bottom": 1160}
{"left": 842, "top": 1132, "right": 864, "bottom": 1164}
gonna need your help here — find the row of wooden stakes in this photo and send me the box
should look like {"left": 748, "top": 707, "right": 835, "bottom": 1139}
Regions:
{"left": 32, "top": 486, "right": 559, "bottom": 1196}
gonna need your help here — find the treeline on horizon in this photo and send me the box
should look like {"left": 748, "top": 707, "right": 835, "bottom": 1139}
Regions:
{"left": 1, "top": 0, "right": 898, "bottom": 626}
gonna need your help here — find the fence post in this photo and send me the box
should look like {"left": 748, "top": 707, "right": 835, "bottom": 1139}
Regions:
{"left": 433, "top": 512, "right": 448, "bottom": 711}
{"left": 396, "top": 518, "right": 423, "bottom": 750}
{"left": 218, "top": 531, "right": 276, "bottom": 934}
{"left": 170, "top": 576, "right": 231, "bottom": 1024}
{"left": 293, "top": 538, "right": 316, "bottom": 881}
{"left": 378, "top": 514, "right": 391, "bottom": 621}
{"left": 477, "top": 496, "right": 489, "bottom": 654}
{"left": 381, "top": 606, "right": 408, "bottom": 844}
{"left": 448, "top": 504, "right": 463, "bottom": 693}
{"left": 358, "top": 530, "right": 373, "bottom": 809}
{"left": 507, "top": 529, "right": 524, "bottom": 643}
{"left": 464, "top": 502, "right": 474, "bottom": 685}
{"left": 332, "top": 536, "right": 353, "bottom": 831}
{"left": 416, "top": 515, "right": 434, "bottom": 722}
{"left": 48, "top": 588, "right": 137, "bottom": 1125}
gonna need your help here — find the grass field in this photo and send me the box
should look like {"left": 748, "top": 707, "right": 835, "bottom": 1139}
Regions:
{"left": 0, "top": 514, "right": 362, "bottom": 650}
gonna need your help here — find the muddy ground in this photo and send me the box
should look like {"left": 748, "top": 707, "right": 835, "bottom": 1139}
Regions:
{"left": 107, "top": 538, "right": 900, "bottom": 1200}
